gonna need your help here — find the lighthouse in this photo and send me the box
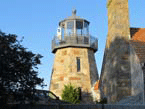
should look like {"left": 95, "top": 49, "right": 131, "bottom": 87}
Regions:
{"left": 49, "top": 9, "right": 99, "bottom": 103}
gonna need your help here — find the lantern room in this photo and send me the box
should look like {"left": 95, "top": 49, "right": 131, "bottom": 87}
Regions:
{"left": 52, "top": 9, "right": 98, "bottom": 53}
{"left": 57, "top": 9, "right": 89, "bottom": 40}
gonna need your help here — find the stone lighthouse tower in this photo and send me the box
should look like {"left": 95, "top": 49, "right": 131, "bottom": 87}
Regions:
{"left": 49, "top": 10, "right": 99, "bottom": 103}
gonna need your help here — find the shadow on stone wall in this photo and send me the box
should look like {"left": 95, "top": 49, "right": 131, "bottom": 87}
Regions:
{"left": 100, "top": 37, "right": 144, "bottom": 104}
{"left": 80, "top": 92, "right": 95, "bottom": 104}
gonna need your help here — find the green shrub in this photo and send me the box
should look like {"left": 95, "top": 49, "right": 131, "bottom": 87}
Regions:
{"left": 61, "top": 83, "right": 80, "bottom": 104}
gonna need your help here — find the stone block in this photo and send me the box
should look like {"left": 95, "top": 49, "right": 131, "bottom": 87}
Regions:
{"left": 69, "top": 77, "right": 81, "bottom": 80}
{"left": 61, "top": 50, "right": 66, "bottom": 56}
{"left": 59, "top": 76, "right": 64, "bottom": 81}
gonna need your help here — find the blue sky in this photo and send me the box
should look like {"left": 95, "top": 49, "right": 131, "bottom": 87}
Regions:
{"left": 0, "top": 0, "right": 145, "bottom": 90}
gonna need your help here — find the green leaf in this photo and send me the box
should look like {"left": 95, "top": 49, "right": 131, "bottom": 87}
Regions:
{"left": 61, "top": 83, "right": 80, "bottom": 104}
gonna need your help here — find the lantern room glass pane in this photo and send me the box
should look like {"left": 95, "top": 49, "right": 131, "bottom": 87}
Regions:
{"left": 76, "top": 21, "right": 83, "bottom": 29}
{"left": 66, "top": 21, "right": 74, "bottom": 36}
{"left": 61, "top": 27, "right": 64, "bottom": 40}
{"left": 76, "top": 21, "right": 83, "bottom": 36}
{"left": 84, "top": 22, "right": 89, "bottom": 36}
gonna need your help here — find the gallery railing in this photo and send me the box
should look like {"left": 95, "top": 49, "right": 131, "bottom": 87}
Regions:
{"left": 52, "top": 34, "right": 98, "bottom": 52}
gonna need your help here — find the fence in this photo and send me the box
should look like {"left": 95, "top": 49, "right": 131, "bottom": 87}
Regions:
{"left": 7, "top": 104, "right": 145, "bottom": 109}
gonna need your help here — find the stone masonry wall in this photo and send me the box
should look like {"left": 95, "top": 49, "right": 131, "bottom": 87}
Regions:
{"left": 101, "top": 38, "right": 132, "bottom": 103}
{"left": 106, "top": 0, "right": 130, "bottom": 48}
{"left": 49, "top": 47, "right": 99, "bottom": 103}
{"left": 100, "top": 0, "right": 144, "bottom": 104}
{"left": 100, "top": 0, "right": 131, "bottom": 103}
{"left": 130, "top": 44, "right": 144, "bottom": 101}
{"left": 115, "top": 45, "right": 144, "bottom": 104}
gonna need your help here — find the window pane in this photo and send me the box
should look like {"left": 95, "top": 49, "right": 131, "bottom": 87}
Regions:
{"left": 76, "top": 21, "right": 83, "bottom": 35}
{"left": 66, "top": 21, "right": 74, "bottom": 35}
{"left": 76, "top": 21, "right": 83, "bottom": 29}
{"left": 77, "top": 57, "right": 80, "bottom": 72}
{"left": 84, "top": 22, "right": 89, "bottom": 36}
{"left": 67, "top": 21, "right": 74, "bottom": 29}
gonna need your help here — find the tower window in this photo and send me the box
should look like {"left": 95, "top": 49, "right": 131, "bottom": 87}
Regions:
{"left": 77, "top": 57, "right": 81, "bottom": 72}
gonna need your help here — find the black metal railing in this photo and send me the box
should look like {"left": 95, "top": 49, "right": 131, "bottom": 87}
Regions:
{"left": 52, "top": 34, "right": 98, "bottom": 52}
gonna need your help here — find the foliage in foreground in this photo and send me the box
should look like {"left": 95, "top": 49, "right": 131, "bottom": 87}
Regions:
{"left": 61, "top": 83, "right": 81, "bottom": 104}
{"left": 0, "top": 30, "right": 44, "bottom": 104}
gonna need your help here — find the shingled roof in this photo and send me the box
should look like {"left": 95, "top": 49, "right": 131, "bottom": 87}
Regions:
{"left": 130, "top": 28, "right": 145, "bottom": 63}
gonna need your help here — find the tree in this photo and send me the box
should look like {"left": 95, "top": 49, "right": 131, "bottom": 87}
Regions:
{"left": 0, "top": 31, "right": 44, "bottom": 104}
{"left": 61, "top": 83, "right": 80, "bottom": 104}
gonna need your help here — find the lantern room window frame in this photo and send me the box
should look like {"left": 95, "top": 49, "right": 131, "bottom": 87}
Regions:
{"left": 61, "top": 20, "right": 89, "bottom": 38}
